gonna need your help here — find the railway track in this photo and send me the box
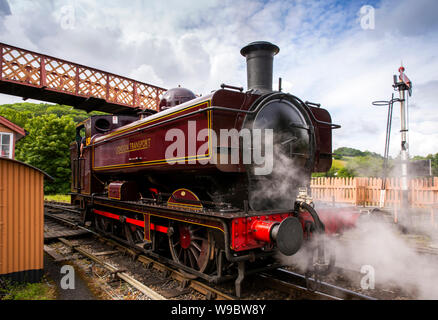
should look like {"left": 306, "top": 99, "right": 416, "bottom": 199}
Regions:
{"left": 44, "top": 202, "right": 235, "bottom": 300}
{"left": 44, "top": 201, "right": 376, "bottom": 300}
{"left": 258, "top": 268, "right": 376, "bottom": 300}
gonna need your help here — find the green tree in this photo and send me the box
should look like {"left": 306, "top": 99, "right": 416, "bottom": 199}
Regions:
{"left": 0, "top": 103, "right": 105, "bottom": 124}
{"left": 427, "top": 153, "right": 438, "bottom": 175}
{"left": 333, "top": 147, "right": 383, "bottom": 159}
{"left": 0, "top": 102, "right": 107, "bottom": 194}
{"left": 345, "top": 155, "right": 384, "bottom": 177}
{"left": 312, "top": 164, "right": 356, "bottom": 178}
{"left": 413, "top": 153, "right": 438, "bottom": 176}
{"left": 336, "top": 167, "right": 355, "bottom": 177}
{"left": 333, "top": 147, "right": 364, "bottom": 158}
{"left": 15, "top": 114, "right": 76, "bottom": 194}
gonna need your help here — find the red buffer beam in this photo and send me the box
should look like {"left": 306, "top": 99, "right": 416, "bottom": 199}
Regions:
{"left": 0, "top": 43, "right": 167, "bottom": 114}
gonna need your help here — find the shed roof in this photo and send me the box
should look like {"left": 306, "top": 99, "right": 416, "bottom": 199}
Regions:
{"left": 0, "top": 116, "right": 27, "bottom": 140}
{"left": 0, "top": 157, "right": 54, "bottom": 180}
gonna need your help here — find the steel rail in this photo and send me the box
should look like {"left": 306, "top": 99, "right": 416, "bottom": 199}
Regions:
{"left": 260, "top": 268, "right": 377, "bottom": 300}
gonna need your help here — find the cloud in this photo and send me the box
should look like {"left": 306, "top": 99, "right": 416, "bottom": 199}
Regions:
{"left": 0, "top": 0, "right": 437, "bottom": 156}
{"left": 0, "top": 0, "right": 11, "bottom": 15}
{"left": 128, "top": 64, "right": 164, "bottom": 87}
{"left": 375, "top": 0, "right": 438, "bottom": 37}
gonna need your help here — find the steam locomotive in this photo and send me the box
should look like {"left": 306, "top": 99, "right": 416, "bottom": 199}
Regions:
{"left": 70, "top": 41, "right": 357, "bottom": 296}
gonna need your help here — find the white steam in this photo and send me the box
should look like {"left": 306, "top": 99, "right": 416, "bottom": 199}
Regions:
{"left": 249, "top": 148, "right": 310, "bottom": 210}
{"left": 279, "top": 214, "right": 438, "bottom": 299}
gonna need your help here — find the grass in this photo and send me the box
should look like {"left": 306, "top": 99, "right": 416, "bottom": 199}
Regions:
{"left": 0, "top": 277, "right": 57, "bottom": 300}
{"left": 332, "top": 159, "right": 347, "bottom": 169}
{"left": 44, "top": 194, "right": 70, "bottom": 203}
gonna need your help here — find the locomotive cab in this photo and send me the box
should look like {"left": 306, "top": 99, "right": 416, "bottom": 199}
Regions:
{"left": 70, "top": 114, "right": 138, "bottom": 195}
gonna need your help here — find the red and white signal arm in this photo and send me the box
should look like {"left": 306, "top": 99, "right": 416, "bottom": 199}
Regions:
{"left": 399, "top": 66, "right": 413, "bottom": 95}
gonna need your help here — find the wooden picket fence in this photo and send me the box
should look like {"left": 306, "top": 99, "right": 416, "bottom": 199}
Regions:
{"left": 311, "top": 177, "right": 438, "bottom": 227}
{"left": 310, "top": 177, "right": 438, "bottom": 208}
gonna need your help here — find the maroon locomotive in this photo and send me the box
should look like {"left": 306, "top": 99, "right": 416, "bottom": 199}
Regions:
{"left": 70, "top": 41, "right": 358, "bottom": 296}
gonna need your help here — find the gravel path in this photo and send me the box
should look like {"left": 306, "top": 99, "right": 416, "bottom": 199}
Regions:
{"left": 44, "top": 253, "right": 98, "bottom": 300}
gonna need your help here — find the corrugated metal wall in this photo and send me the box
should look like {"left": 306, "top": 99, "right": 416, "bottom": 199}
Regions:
{"left": 0, "top": 158, "right": 44, "bottom": 281}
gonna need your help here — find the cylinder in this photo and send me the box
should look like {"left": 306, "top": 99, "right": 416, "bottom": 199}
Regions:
{"left": 240, "top": 41, "right": 279, "bottom": 93}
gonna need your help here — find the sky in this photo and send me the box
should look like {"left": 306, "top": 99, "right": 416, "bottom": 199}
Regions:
{"left": 0, "top": 0, "right": 437, "bottom": 157}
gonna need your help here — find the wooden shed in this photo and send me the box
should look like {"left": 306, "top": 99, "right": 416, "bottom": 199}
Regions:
{"left": 0, "top": 157, "right": 51, "bottom": 282}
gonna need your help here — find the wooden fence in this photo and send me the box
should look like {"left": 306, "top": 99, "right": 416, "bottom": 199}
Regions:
{"left": 311, "top": 177, "right": 438, "bottom": 226}
{"left": 310, "top": 177, "right": 438, "bottom": 208}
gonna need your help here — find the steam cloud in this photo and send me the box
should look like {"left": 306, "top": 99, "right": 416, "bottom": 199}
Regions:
{"left": 279, "top": 213, "right": 438, "bottom": 299}
{"left": 249, "top": 146, "right": 310, "bottom": 210}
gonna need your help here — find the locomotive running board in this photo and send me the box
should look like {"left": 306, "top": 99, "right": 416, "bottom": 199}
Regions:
{"left": 75, "top": 193, "right": 293, "bottom": 219}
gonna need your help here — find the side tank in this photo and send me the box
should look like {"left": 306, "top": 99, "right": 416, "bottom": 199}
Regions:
{"left": 88, "top": 89, "right": 333, "bottom": 176}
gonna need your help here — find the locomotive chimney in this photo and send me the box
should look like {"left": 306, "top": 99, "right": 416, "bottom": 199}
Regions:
{"left": 240, "top": 41, "right": 279, "bottom": 93}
